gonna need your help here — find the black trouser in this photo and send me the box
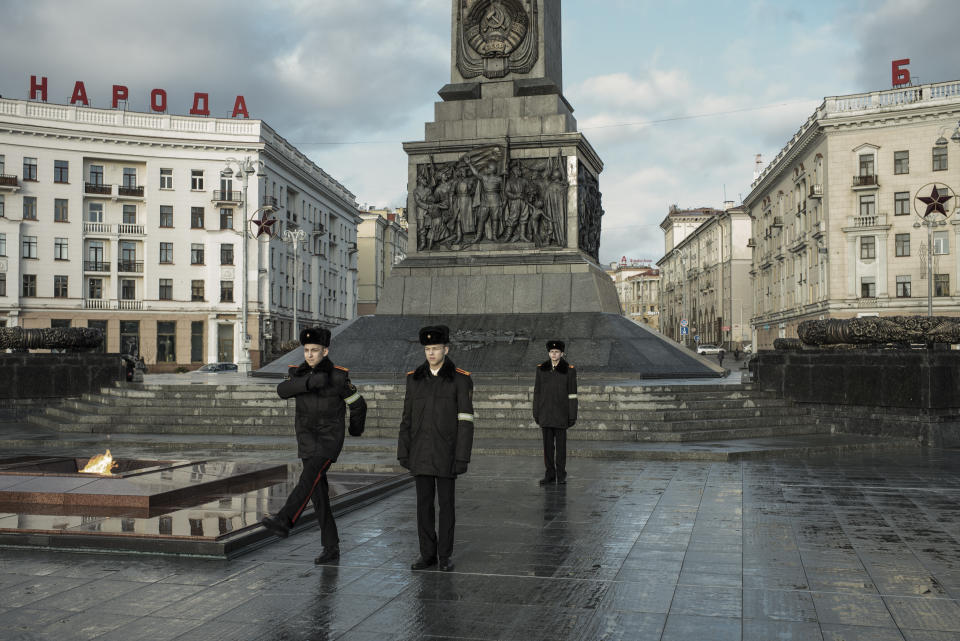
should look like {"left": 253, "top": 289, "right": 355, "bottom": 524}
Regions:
{"left": 415, "top": 475, "right": 456, "bottom": 561}
{"left": 277, "top": 456, "right": 338, "bottom": 548}
{"left": 542, "top": 427, "right": 567, "bottom": 480}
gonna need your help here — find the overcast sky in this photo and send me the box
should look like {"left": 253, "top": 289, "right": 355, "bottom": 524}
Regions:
{"left": 2, "top": 0, "right": 958, "bottom": 264}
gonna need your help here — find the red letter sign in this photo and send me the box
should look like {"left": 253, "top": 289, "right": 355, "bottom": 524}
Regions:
{"left": 150, "top": 89, "right": 167, "bottom": 112}
{"left": 231, "top": 95, "right": 249, "bottom": 119}
{"left": 70, "top": 81, "right": 89, "bottom": 106}
{"left": 190, "top": 93, "right": 210, "bottom": 116}
{"left": 892, "top": 59, "right": 910, "bottom": 87}
{"left": 30, "top": 75, "right": 48, "bottom": 101}
{"left": 112, "top": 84, "right": 129, "bottom": 108}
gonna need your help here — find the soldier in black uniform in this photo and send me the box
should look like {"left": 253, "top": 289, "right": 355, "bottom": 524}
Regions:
{"left": 533, "top": 340, "right": 578, "bottom": 485}
{"left": 398, "top": 325, "right": 474, "bottom": 572}
{"left": 261, "top": 327, "right": 366, "bottom": 565}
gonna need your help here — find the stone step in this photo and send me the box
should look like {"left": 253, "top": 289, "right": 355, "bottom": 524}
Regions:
{"left": 634, "top": 423, "right": 831, "bottom": 442}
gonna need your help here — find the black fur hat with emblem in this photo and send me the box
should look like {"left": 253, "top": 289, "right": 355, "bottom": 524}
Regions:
{"left": 546, "top": 340, "right": 565, "bottom": 352}
{"left": 300, "top": 327, "right": 331, "bottom": 347}
{"left": 419, "top": 325, "right": 450, "bottom": 346}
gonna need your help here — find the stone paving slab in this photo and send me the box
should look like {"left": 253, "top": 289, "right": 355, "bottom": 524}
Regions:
{"left": 0, "top": 449, "right": 957, "bottom": 640}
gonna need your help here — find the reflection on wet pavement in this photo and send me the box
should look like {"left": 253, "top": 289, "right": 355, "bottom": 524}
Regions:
{"left": 0, "top": 449, "right": 958, "bottom": 640}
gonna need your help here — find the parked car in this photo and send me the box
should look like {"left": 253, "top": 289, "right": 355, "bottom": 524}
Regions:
{"left": 697, "top": 344, "right": 723, "bottom": 355}
{"left": 194, "top": 362, "right": 238, "bottom": 373}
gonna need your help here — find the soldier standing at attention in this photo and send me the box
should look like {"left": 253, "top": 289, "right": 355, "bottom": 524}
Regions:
{"left": 398, "top": 325, "right": 474, "bottom": 572}
{"left": 261, "top": 327, "right": 367, "bottom": 565}
{"left": 533, "top": 340, "right": 578, "bottom": 485}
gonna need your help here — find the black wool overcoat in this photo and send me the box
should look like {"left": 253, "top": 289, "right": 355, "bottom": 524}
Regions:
{"left": 397, "top": 358, "right": 474, "bottom": 478}
{"left": 277, "top": 357, "right": 366, "bottom": 460}
{"left": 532, "top": 358, "right": 578, "bottom": 429}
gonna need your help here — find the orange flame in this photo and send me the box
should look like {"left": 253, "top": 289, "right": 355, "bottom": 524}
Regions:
{"left": 80, "top": 449, "right": 118, "bottom": 475}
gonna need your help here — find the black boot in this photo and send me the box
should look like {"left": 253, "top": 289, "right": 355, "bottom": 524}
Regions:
{"left": 314, "top": 546, "right": 340, "bottom": 565}
{"left": 261, "top": 515, "right": 290, "bottom": 538}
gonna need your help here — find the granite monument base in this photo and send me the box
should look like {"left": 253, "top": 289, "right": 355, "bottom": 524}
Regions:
{"left": 258, "top": 312, "right": 721, "bottom": 378}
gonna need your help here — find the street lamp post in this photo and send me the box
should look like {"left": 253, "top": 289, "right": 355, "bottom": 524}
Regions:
{"left": 221, "top": 156, "right": 266, "bottom": 374}
{"left": 282, "top": 228, "right": 307, "bottom": 338}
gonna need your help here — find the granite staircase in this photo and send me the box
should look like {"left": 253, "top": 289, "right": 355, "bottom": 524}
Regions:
{"left": 23, "top": 380, "right": 830, "bottom": 454}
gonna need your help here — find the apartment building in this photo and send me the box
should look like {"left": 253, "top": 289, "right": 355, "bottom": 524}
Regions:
{"left": 606, "top": 257, "right": 661, "bottom": 329}
{"left": 357, "top": 207, "right": 408, "bottom": 315}
{"left": 0, "top": 97, "right": 360, "bottom": 370}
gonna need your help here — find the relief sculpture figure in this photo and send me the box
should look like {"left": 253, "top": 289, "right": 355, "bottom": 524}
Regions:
{"left": 450, "top": 165, "right": 476, "bottom": 244}
{"left": 503, "top": 162, "right": 531, "bottom": 242}
{"left": 465, "top": 157, "right": 506, "bottom": 243}
{"left": 544, "top": 166, "right": 567, "bottom": 247}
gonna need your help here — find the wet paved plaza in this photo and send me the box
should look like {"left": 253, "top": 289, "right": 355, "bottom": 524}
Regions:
{"left": 0, "top": 449, "right": 958, "bottom": 641}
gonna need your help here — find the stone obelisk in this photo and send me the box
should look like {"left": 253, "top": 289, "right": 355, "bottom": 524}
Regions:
{"left": 376, "top": 0, "right": 619, "bottom": 315}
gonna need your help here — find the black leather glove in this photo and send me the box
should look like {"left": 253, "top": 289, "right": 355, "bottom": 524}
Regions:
{"left": 348, "top": 424, "right": 364, "bottom": 437}
{"left": 399, "top": 458, "right": 409, "bottom": 469}
{"left": 455, "top": 460, "right": 468, "bottom": 475}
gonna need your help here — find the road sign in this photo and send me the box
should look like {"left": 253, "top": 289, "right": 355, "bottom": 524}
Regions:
{"left": 694, "top": 335, "right": 700, "bottom": 342}
{"left": 680, "top": 327, "right": 689, "bottom": 335}
{"left": 680, "top": 319, "right": 688, "bottom": 327}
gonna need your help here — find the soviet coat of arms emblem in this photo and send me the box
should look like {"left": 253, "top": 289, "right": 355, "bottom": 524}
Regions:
{"left": 456, "top": 0, "right": 539, "bottom": 79}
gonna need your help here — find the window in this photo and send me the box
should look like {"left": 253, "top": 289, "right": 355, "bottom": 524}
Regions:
{"left": 0, "top": 233, "right": 5, "bottom": 256}
{"left": 54, "top": 198, "right": 68, "bottom": 222}
{"left": 895, "top": 233, "right": 910, "bottom": 257}
{"left": 88, "top": 202, "right": 103, "bottom": 223}
{"left": 159, "top": 167, "right": 173, "bottom": 189}
{"left": 860, "top": 236, "right": 876, "bottom": 259}
{"left": 89, "top": 165, "right": 103, "bottom": 185}
{"left": 22, "top": 236, "right": 37, "bottom": 259}
{"left": 159, "top": 278, "right": 173, "bottom": 300}
{"left": 220, "top": 208, "right": 233, "bottom": 230}
{"left": 159, "top": 242, "right": 173, "bottom": 264}
{"left": 191, "top": 280, "right": 205, "bottom": 301}
{"left": 0, "top": 195, "right": 4, "bottom": 217}
{"left": 859, "top": 195, "right": 875, "bottom": 217}
{"left": 191, "top": 321, "right": 203, "bottom": 362}
{"left": 859, "top": 153, "right": 875, "bottom": 176}
{"left": 896, "top": 275, "right": 911, "bottom": 298}
{"left": 0, "top": 155, "right": 4, "bottom": 174}
{"left": 54, "top": 237, "right": 68, "bottom": 260}
{"left": 220, "top": 243, "right": 234, "bottom": 265}
{"left": 191, "top": 207, "right": 204, "bottom": 229}
{"left": 860, "top": 277, "right": 876, "bottom": 298}
{"left": 54, "top": 275, "right": 68, "bottom": 298}
{"left": 191, "top": 169, "right": 204, "bottom": 190}
{"left": 54, "top": 160, "right": 69, "bottom": 183}
{"left": 121, "top": 279, "right": 136, "bottom": 300}
{"left": 88, "top": 320, "right": 107, "bottom": 353}
{"left": 119, "top": 320, "right": 140, "bottom": 355}
{"left": 935, "top": 274, "right": 950, "bottom": 296}
{"left": 22, "top": 274, "right": 36, "bottom": 297}
{"left": 159, "top": 205, "right": 173, "bottom": 228}
{"left": 893, "top": 151, "right": 909, "bottom": 175}
{"left": 157, "top": 321, "right": 176, "bottom": 363}
{"left": 88, "top": 278, "right": 103, "bottom": 299}
{"left": 122, "top": 204, "right": 136, "bottom": 224}
{"left": 20, "top": 196, "right": 39, "bottom": 221}
{"left": 220, "top": 280, "right": 234, "bottom": 302}
{"left": 933, "top": 146, "right": 948, "bottom": 171}
{"left": 0, "top": 273, "right": 5, "bottom": 297}
{"left": 894, "top": 191, "right": 910, "bottom": 216}
{"left": 191, "top": 243, "right": 205, "bottom": 265}
{"left": 933, "top": 231, "right": 949, "bottom": 255}
{"left": 23, "top": 157, "right": 37, "bottom": 181}
{"left": 87, "top": 240, "right": 104, "bottom": 266}
{"left": 122, "top": 168, "right": 137, "bottom": 188}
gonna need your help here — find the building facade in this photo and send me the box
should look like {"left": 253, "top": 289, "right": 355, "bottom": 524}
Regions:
{"left": 657, "top": 205, "right": 753, "bottom": 349}
{"left": 606, "top": 257, "right": 660, "bottom": 329}
{"left": 357, "top": 207, "right": 407, "bottom": 315}
{"left": 744, "top": 80, "right": 960, "bottom": 349}
{"left": 0, "top": 98, "right": 360, "bottom": 370}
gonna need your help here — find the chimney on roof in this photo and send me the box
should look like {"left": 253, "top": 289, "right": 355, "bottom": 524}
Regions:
{"left": 753, "top": 154, "right": 763, "bottom": 180}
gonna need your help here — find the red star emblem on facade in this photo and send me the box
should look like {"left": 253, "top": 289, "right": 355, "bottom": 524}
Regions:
{"left": 918, "top": 185, "right": 953, "bottom": 218}
{"left": 251, "top": 212, "right": 278, "bottom": 238}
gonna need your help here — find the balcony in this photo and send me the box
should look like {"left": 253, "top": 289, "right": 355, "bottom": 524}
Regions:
{"left": 213, "top": 190, "right": 242, "bottom": 204}
{"left": 746, "top": 238, "right": 756, "bottom": 247}
{"left": 771, "top": 216, "right": 783, "bottom": 227}
{"left": 263, "top": 196, "right": 279, "bottom": 208}
{"left": 118, "top": 260, "right": 144, "bottom": 273}
{"left": 83, "top": 222, "right": 113, "bottom": 235}
{"left": 847, "top": 213, "right": 888, "bottom": 229}
{"left": 118, "top": 223, "right": 145, "bottom": 235}
{"left": 84, "top": 298, "right": 111, "bottom": 310}
{"left": 852, "top": 175, "right": 879, "bottom": 189}
{"left": 118, "top": 299, "right": 143, "bottom": 311}
{"left": 809, "top": 183, "right": 823, "bottom": 199}
{"left": 0, "top": 174, "right": 20, "bottom": 192}
{"left": 84, "top": 182, "right": 112, "bottom": 196}
{"left": 84, "top": 261, "right": 110, "bottom": 272}
{"left": 117, "top": 184, "right": 144, "bottom": 199}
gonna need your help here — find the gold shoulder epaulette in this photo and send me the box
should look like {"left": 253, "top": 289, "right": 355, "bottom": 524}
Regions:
{"left": 334, "top": 365, "right": 349, "bottom": 372}
{"left": 455, "top": 368, "right": 471, "bottom": 376}
{"left": 288, "top": 364, "right": 297, "bottom": 368}
{"left": 569, "top": 364, "right": 574, "bottom": 368}
{"left": 406, "top": 369, "right": 415, "bottom": 376}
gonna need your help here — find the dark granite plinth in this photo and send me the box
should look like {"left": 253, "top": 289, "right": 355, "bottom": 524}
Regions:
{"left": 0, "top": 353, "right": 124, "bottom": 401}
{"left": 257, "top": 312, "right": 720, "bottom": 378}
